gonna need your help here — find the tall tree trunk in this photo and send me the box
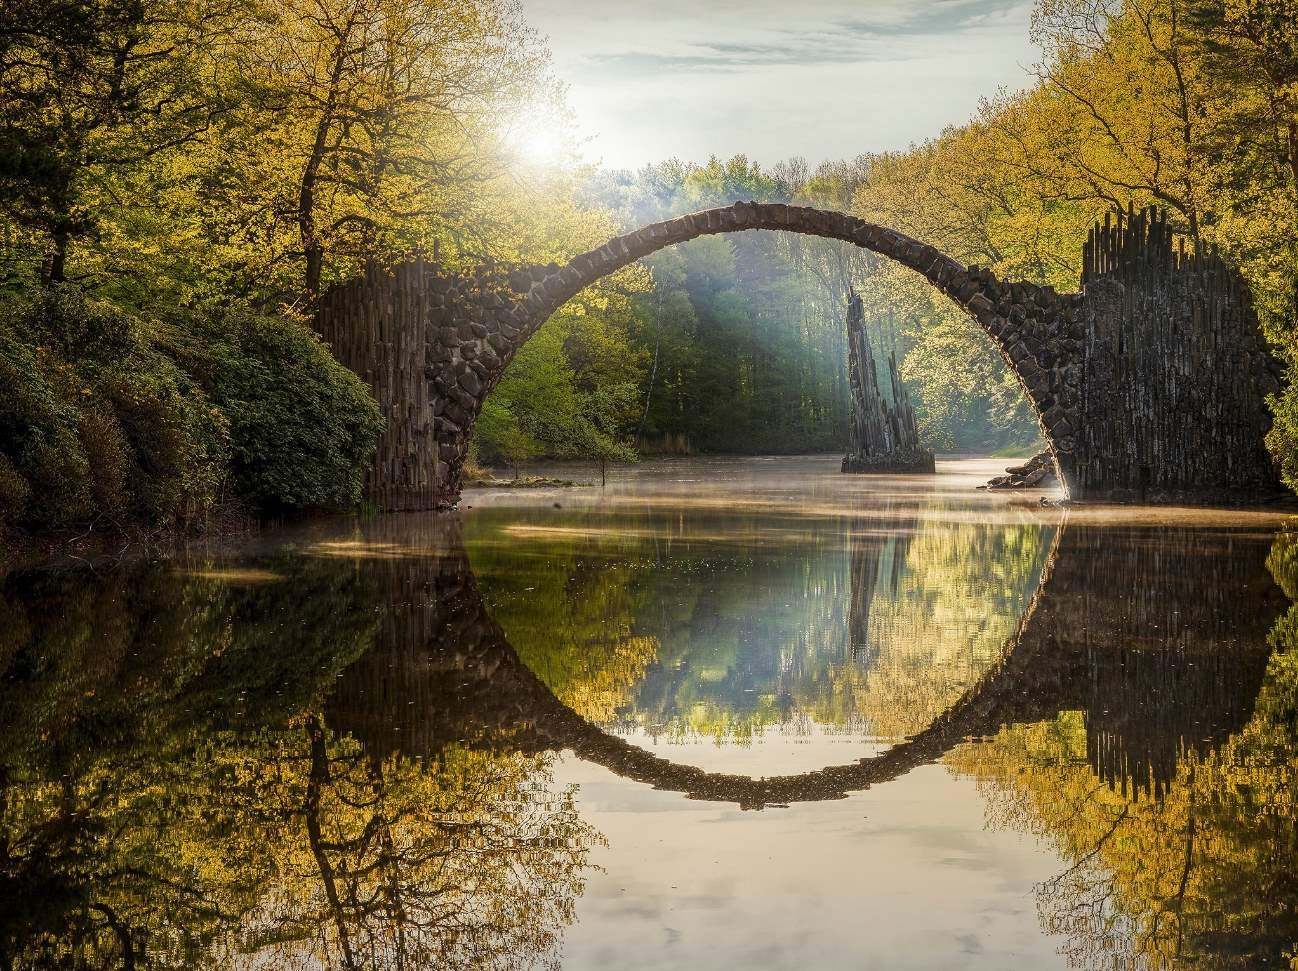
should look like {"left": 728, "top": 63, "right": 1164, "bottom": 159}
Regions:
{"left": 43, "top": 229, "right": 69, "bottom": 287}
{"left": 300, "top": 15, "right": 357, "bottom": 306}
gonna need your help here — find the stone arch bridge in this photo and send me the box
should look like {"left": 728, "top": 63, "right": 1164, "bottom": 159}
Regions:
{"left": 316, "top": 204, "right": 1281, "bottom": 506}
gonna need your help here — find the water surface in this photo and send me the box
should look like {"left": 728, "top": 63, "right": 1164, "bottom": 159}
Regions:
{"left": 2, "top": 456, "right": 1295, "bottom": 969}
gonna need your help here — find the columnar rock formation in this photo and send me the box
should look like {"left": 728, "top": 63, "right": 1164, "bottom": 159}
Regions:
{"left": 1072, "top": 206, "right": 1281, "bottom": 500}
{"left": 314, "top": 202, "right": 1282, "bottom": 507}
{"left": 841, "top": 295, "right": 934, "bottom": 474}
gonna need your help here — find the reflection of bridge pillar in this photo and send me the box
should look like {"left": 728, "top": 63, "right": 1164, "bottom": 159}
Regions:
{"left": 319, "top": 518, "right": 519, "bottom": 758}
{"left": 1020, "top": 523, "right": 1284, "bottom": 798}
{"left": 324, "top": 517, "right": 1286, "bottom": 807}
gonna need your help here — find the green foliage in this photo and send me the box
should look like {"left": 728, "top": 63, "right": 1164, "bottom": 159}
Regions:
{"left": 0, "top": 319, "right": 91, "bottom": 524}
{"left": 1266, "top": 387, "right": 1298, "bottom": 496}
{"left": 476, "top": 313, "right": 641, "bottom": 468}
{"left": 0, "top": 288, "right": 230, "bottom": 528}
{"left": 160, "top": 310, "right": 382, "bottom": 511}
{"left": 0, "top": 288, "right": 381, "bottom": 529}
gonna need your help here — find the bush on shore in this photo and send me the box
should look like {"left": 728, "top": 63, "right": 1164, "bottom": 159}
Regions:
{"left": 0, "top": 288, "right": 380, "bottom": 532}
{"left": 159, "top": 309, "right": 382, "bottom": 512}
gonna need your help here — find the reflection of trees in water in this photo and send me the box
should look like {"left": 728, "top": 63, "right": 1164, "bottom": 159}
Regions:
{"left": 242, "top": 726, "right": 593, "bottom": 971}
{"left": 0, "top": 534, "right": 598, "bottom": 970}
{"left": 947, "top": 527, "right": 1296, "bottom": 971}
{"left": 841, "top": 518, "right": 1053, "bottom": 738}
{"left": 470, "top": 506, "right": 1053, "bottom": 741}
{"left": 2, "top": 512, "right": 1293, "bottom": 968}
{"left": 468, "top": 550, "right": 659, "bottom": 726}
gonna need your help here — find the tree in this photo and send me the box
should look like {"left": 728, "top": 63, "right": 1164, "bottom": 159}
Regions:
{"left": 214, "top": 0, "right": 549, "bottom": 304}
{"left": 0, "top": 0, "right": 231, "bottom": 285}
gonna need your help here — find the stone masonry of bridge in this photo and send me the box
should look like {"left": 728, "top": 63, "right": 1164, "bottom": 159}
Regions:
{"left": 315, "top": 203, "right": 1283, "bottom": 507}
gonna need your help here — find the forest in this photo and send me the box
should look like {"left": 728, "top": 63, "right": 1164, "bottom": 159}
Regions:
{"left": 1, "top": 0, "right": 1297, "bottom": 532}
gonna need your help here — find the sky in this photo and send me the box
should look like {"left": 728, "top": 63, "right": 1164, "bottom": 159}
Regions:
{"left": 519, "top": 0, "right": 1041, "bottom": 171}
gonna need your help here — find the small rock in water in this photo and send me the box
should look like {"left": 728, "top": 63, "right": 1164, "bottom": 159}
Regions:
{"left": 984, "top": 451, "right": 1059, "bottom": 490}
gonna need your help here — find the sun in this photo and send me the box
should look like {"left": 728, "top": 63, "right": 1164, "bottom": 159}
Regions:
{"left": 513, "top": 124, "right": 567, "bottom": 167}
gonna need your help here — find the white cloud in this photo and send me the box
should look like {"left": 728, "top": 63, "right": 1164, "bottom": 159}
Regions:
{"left": 521, "top": 0, "right": 1039, "bottom": 170}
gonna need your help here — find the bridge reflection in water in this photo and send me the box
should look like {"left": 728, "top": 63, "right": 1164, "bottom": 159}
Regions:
{"left": 325, "top": 516, "right": 1285, "bottom": 807}
{"left": 2, "top": 498, "right": 1295, "bottom": 970}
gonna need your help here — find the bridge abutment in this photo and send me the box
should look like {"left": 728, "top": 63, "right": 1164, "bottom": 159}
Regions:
{"left": 1070, "top": 210, "right": 1283, "bottom": 501}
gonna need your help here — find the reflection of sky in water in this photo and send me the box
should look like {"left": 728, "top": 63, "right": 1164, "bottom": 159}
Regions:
{"left": 557, "top": 758, "right": 1069, "bottom": 971}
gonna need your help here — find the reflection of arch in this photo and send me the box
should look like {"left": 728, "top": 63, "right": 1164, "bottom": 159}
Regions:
{"left": 325, "top": 518, "right": 1284, "bottom": 809}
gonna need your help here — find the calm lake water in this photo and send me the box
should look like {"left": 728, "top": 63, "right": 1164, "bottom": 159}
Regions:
{"left": 3, "top": 456, "right": 1297, "bottom": 970}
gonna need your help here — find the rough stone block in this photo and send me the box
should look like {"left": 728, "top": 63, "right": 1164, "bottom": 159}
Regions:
{"left": 853, "top": 225, "right": 878, "bottom": 248}
{"left": 459, "top": 370, "right": 482, "bottom": 396}
{"left": 952, "top": 278, "right": 980, "bottom": 304}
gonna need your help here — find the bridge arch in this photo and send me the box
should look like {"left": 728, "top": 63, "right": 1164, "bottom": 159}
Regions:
{"left": 460, "top": 203, "right": 1077, "bottom": 497}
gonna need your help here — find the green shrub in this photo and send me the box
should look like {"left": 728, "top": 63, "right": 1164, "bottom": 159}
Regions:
{"left": 1267, "top": 383, "right": 1298, "bottom": 499}
{"left": 0, "top": 287, "right": 379, "bottom": 530}
{"left": 76, "top": 401, "right": 129, "bottom": 517}
{"left": 162, "top": 309, "right": 381, "bottom": 511}
{"left": 0, "top": 452, "right": 31, "bottom": 518}
{"left": 0, "top": 289, "right": 230, "bottom": 528}
{"left": 0, "top": 322, "right": 92, "bottom": 525}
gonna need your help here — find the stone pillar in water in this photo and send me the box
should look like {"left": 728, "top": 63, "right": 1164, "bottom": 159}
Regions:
{"left": 841, "top": 293, "right": 935, "bottom": 474}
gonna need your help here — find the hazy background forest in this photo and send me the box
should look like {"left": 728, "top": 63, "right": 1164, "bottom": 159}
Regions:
{"left": 1, "top": 0, "right": 1296, "bottom": 530}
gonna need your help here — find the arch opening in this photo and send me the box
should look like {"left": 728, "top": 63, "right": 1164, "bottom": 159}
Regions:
{"left": 477, "top": 203, "right": 1073, "bottom": 498}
